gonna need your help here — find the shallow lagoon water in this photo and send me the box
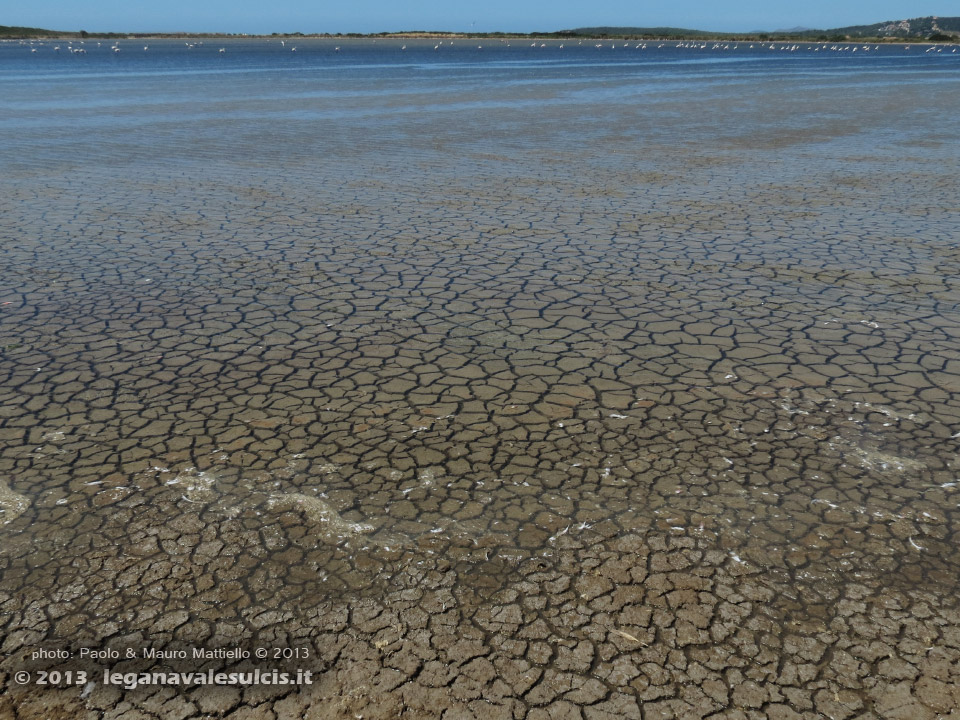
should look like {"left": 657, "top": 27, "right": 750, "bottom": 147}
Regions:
{"left": 1, "top": 38, "right": 960, "bottom": 718}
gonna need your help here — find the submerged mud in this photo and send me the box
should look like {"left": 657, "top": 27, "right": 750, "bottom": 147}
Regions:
{"left": 1, "top": 41, "right": 960, "bottom": 719}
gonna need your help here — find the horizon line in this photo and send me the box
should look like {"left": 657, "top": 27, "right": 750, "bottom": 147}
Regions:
{"left": 3, "top": 14, "right": 956, "bottom": 38}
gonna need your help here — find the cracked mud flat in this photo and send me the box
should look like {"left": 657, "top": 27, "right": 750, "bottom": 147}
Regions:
{"left": 2, "top": 41, "right": 960, "bottom": 719}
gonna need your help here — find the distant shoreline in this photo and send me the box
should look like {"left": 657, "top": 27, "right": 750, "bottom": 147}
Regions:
{"left": 3, "top": 17, "right": 959, "bottom": 44}
{"left": 1, "top": 31, "right": 954, "bottom": 44}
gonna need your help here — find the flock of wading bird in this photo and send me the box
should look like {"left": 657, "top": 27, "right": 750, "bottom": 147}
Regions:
{"left": 15, "top": 36, "right": 960, "bottom": 55}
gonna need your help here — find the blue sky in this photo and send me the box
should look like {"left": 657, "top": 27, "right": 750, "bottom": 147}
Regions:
{"left": 6, "top": 1, "right": 956, "bottom": 34}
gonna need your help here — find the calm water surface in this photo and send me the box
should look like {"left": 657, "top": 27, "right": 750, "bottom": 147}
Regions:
{"left": 1, "top": 36, "right": 960, "bottom": 715}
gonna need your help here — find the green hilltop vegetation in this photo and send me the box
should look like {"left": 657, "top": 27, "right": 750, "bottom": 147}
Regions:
{"left": 828, "top": 15, "right": 960, "bottom": 39}
{"left": 2, "top": 16, "right": 958, "bottom": 42}
{"left": 562, "top": 16, "right": 959, "bottom": 41}
{"left": 560, "top": 26, "right": 740, "bottom": 39}
{"left": 549, "top": 25, "right": 724, "bottom": 40}
{"left": 0, "top": 24, "right": 65, "bottom": 38}
{"left": 0, "top": 24, "right": 136, "bottom": 38}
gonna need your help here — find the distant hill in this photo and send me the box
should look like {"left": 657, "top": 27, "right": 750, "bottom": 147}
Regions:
{"left": 559, "top": 26, "right": 720, "bottom": 39}
{"left": 0, "top": 24, "right": 65, "bottom": 38}
{"left": 563, "top": 16, "right": 960, "bottom": 40}
{"left": 2, "top": 16, "right": 958, "bottom": 41}
{"left": 829, "top": 16, "right": 960, "bottom": 38}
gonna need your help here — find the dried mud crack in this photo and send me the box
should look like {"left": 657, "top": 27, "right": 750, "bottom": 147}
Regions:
{"left": 2, "top": 42, "right": 960, "bottom": 720}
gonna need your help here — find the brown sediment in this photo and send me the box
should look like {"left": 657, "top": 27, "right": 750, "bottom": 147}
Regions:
{"left": 1, "top": 51, "right": 960, "bottom": 719}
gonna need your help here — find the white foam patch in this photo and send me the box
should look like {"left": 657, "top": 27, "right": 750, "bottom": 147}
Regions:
{"left": 847, "top": 446, "right": 925, "bottom": 473}
{"left": 850, "top": 401, "right": 920, "bottom": 423}
{"left": 266, "top": 493, "right": 373, "bottom": 540}
{"left": 826, "top": 436, "right": 926, "bottom": 473}
{"left": 168, "top": 467, "right": 218, "bottom": 503}
{"left": 0, "top": 479, "right": 29, "bottom": 524}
